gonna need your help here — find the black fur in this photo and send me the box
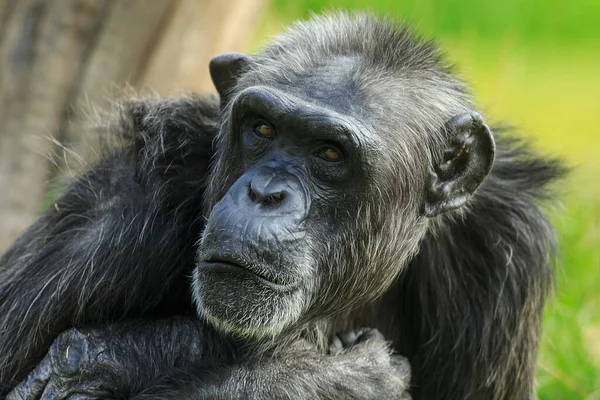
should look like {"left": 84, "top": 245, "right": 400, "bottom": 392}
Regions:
{"left": 0, "top": 94, "right": 219, "bottom": 390}
{"left": 0, "top": 13, "right": 565, "bottom": 400}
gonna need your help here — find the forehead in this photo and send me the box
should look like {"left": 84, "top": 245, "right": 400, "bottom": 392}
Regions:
{"left": 266, "top": 55, "right": 369, "bottom": 120}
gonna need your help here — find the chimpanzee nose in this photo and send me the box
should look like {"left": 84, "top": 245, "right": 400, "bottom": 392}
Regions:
{"left": 248, "top": 173, "right": 289, "bottom": 208}
{"left": 224, "top": 169, "right": 308, "bottom": 219}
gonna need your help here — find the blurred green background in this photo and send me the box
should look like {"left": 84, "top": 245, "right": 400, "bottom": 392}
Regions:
{"left": 255, "top": 1, "right": 599, "bottom": 398}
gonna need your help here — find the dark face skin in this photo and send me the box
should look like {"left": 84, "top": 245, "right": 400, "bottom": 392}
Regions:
{"left": 192, "top": 65, "right": 382, "bottom": 338}
{"left": 192, "top": 53, "right": 495, "bottom": 339}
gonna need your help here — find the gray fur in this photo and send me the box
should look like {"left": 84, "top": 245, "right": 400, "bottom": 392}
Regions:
{"left": 0, "top": 12, "right": 565, "bottom": 400}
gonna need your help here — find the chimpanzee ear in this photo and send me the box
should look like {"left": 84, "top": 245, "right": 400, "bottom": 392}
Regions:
{"left": 424, "top": 112, "right": 495, "bottom": 217}
{"left": 209, "top": 53, "right": 253, "bottom": 106}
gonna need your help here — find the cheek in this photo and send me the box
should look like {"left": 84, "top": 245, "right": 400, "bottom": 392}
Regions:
{"left": 308, "top": 211, "right": 423, "bottom": 313}
{"left": 204, "top": 155, "right": 245, "bottom": 211}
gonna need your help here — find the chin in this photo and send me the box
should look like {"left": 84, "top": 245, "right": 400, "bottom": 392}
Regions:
{"left": 191, "top": 264, "right": 308, "bottom": 339}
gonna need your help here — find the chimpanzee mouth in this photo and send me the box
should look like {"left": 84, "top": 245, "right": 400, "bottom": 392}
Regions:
{"left": 199, "top": 254, "right": 290, "bottom": 291}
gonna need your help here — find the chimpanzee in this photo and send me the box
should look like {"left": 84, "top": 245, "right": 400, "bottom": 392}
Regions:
{"left": 0, "top": 12, "right": 565, "bottom": 400}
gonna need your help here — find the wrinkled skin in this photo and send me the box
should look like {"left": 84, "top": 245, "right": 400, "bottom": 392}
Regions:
{"left": 1, "top": 13, "right": 563, "bottom": 400}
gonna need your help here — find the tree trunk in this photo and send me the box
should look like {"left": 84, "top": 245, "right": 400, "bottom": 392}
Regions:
{"left": 0, "top": 0, "right": 265, "bottom": 254}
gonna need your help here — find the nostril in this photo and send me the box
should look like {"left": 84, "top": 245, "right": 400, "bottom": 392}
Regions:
{"left": 263, "top": 192, "right": 285, "bottom": 206}
{"left": 248, "top": 186, "right": 258, "bottom": 202}
{"left": 248, "top": 185, "right": 286, "bottom": 207}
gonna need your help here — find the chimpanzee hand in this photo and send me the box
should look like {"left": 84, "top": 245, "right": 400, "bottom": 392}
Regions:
{"left": 321, "top": 328, "right": 412, "bottom": 400}
{"left": 7, "top": 328, "right": 116, "bottom": 400}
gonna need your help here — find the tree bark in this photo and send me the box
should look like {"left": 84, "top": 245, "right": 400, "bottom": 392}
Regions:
{"left": 0, "top": 0, "right": 265, "bottom": 254}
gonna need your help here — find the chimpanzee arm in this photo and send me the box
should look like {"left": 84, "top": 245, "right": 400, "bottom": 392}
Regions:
{"left": 134, "top": 332, "right": 412, "bottom": 400}
{"left": 8, "top": 318, "right": 411, "bottom": 400}
{"left": 0, "top": 95, "right": 219, "bottom": 393}
{"left": 6, "top": 318, "right": 216, "bottom": 400}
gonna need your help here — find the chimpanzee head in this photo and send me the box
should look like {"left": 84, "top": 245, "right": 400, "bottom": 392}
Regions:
{"left": 192, "top": 13, "right": 495, "bottom": 338}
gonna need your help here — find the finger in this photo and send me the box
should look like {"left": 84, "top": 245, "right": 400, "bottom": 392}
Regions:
{"left": 51, "top": 329, "right": 90, "bottom": 376}
{"left": 356, "top": 328, "right": 384, "bottom": 344}
{"left": 328, "top": 334, "right": 344, "bottom": 354}
{"left": 337, "top": 330, "right": 360, "bottom": 347}
{"left": 67, "top": 393, "right": 104, "bottom": 400}
{"left": 6, "top": 356, "right": 54, "bottom": 400}
{"left": 39, "top": 380, "right": 68, "bottom": 400}
{"left": 38, "top": 379, "right": 109, "bottom": 400}
{"left": 390, "top": 354, "right": 411, "bottom": 369}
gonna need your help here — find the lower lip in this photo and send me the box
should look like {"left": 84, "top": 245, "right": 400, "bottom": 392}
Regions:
{"left": 198, "top": 261, "right": 290, "bottom": 292}
{"left": 200, "top": 260, "right": 248, "bottom": 274}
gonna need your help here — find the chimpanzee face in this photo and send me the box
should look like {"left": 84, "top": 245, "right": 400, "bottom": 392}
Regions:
{"left": 192, "top": 51, "right": 494, "bottom": 339}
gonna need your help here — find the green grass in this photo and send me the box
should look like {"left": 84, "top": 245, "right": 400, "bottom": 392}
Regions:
{"left": 270, "top": 0, "right": 600, "bottom": 44}
{"left": 258, "top": 1, "right": 600, "bottom": 398}
{"left": 539, "top": 189, "right": 600, "bottom": 399}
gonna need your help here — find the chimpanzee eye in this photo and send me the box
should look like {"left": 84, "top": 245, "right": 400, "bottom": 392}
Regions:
{"left": 252, "top": 120, "right": 275, "bottom": 139}
{"left": 316, "top": 146, "right": 343, "bottom": 162}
